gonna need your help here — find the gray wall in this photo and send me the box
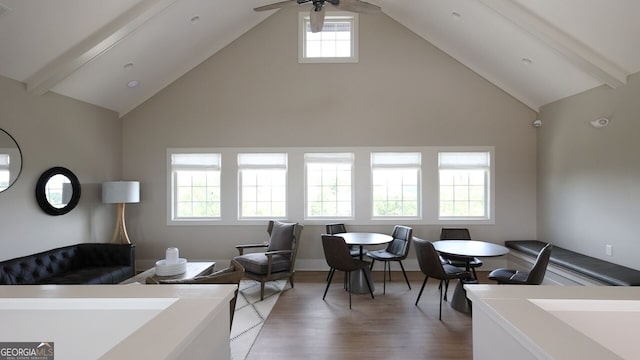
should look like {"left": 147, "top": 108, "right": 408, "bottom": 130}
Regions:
{"left": 122, "top": 9, "right": 537, "bottom": 269}
{"left": 538, "top": 72, "right": 640, "bottom": 270}
{"left": 0, "top": 75, "right": 121, "bottom": 260}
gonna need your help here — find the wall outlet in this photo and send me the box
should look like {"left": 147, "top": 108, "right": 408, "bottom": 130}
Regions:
{"left": 605, "top": 244, "right": 613, "bottom": 256}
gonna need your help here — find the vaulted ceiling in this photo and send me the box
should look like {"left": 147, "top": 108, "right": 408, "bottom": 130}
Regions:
{"left": 1, "top": 0, "right": 638, "bottom": 117}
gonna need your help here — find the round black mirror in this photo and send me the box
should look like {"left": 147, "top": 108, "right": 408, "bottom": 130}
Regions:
{"left": 35, "top": 167, "right": 81, "bottom": 216}
{"left": 0, "top": 128, "right": 23, "bottom": 193}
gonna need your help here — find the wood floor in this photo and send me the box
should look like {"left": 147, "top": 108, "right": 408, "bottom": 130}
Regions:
{"left": 247, "top": 270, "right": 491, "bottom": 360}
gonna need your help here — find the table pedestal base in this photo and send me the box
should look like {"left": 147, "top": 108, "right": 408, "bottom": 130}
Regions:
{"left": 450, "top": 278, "right": 477, "bottom": 314}
{"left": 349, "top": 268, "right": 375, "bottom": 294}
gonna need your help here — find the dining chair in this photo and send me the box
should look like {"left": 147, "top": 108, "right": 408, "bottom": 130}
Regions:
{"left": 413, "top": 237, "right": 471, "bottom": 320}
{"left": 488, "top": 243, "right": 553, "bottom": 285}
{"left": 325, "top": 223, "right": 351, "bottom": 283}
{"left": 146, "top": 259, "right": 245, "bottom": 330}
{"left": 321, "top": 234, "right": 374, "bottom": 309}
{"left": 325, "top": 223, "right": 360, "bottom": 257}
{"left": 440, "top": 228, "right": 483, "bottom": 279}
{"left": 366, "top": 225, "right": 412, "bottom": 294}
{"left": 234, "top": 220, "right": 304, "bottom": 300}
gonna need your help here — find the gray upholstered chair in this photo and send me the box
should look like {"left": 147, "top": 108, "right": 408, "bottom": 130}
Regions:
{"left": 234, "top": 220, "right": 304, "bottom": 300}
{"left": 146, "top": 259, "right": 244, "bottom": 330}
{"left": 366, "top": 225, "right": 413, "bottom": 294}
{"left": 413, "top": 237, "right": 471, "bottom": 320}
{"left": 321, "top": 234, "right": 374, "bottom": 309}
{"left": 488, "top": 243, "right": 553, "bottom": 285}
{"left": 440, "top": 227, "right": 483, "bottom": 279}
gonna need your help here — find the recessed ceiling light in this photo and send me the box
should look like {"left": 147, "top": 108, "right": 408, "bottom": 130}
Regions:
{"left": 127, "top": 80, "right": 139, "bottom": 88}
{"left": 451, "top": 11, "right": 462, "bottom": 20}
{"left": 190, "top": 16, "right": 200, "bottom": 24}
{"left": 521, "top": 58, "right": 533, "bottom": 65}
{"left": 123, "top": 63, "right": 134, "bottom": 71}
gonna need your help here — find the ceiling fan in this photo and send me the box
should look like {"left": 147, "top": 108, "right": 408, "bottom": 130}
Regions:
{"left": 254, "top": 0, "right": 381, "bottom": 33}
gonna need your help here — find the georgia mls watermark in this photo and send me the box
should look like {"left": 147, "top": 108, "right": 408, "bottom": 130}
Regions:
{"left": 0, "top": 342, "right": 54, "bottom": 360}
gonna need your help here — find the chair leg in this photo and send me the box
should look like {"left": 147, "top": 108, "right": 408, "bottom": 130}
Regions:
{"left": 323, "top": 269, "right": 335, "bottom": 300}
{"left": 398, "top": 261, "right": 411, "bottom": 290}
{"left": 439, "top": 280, "right": 443, "bottom": 320}
{"left": 347, "top": 272, "right": 352, "bottom": 309}
{"left": 362, "top": 267, "right": 375, "bottom": 299}
{"left": 326, "top": 267, "right": 334, "bottom": 281}
{"left": 369, "top": 259, "right": 376, "bottom": 270}
{"left": 471, "top": 267, "right": 478, "bottom": 280}
{"left": 289, "top": 274, "right": 295, "bottom": 288}
{"left": 415, "top": 276, "right": 429, "bottom": 305}
{"left": 443, "top": 280, "right": 449, "bottom": 301}
{"left": 382, "top": 261, "right": 387, "bottom": 294}
{"left": 260, "top": 281, "right": 265, "bottom": 301}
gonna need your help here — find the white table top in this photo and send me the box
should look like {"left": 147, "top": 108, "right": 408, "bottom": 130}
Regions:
{"left": 432, "top": 240, "right": 509, "bottom": 258}
{"left": 335, "top": 232, "right": 393, "bottom": 246}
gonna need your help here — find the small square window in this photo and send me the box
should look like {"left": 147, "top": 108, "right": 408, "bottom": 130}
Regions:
{"left": 299, "top": 12, "right": 358, "bottom": 63}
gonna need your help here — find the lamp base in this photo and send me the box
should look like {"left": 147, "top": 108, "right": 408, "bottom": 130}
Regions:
{"left": 111, "top": 203, "right": 132, "bottom": 244}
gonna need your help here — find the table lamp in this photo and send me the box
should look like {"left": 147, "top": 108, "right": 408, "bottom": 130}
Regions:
{"left": 102, "top": 181, "right": 140, "bottom": 244}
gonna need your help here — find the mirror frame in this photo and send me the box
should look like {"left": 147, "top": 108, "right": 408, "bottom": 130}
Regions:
{"left": 35, "top": 167, "right": 81, "bottom": 216}
{"left": 0, "top": 128, "right": 23, "bottom": 193}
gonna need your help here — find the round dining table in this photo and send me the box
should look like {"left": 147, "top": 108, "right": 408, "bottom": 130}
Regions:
{"left": 335, "top": 232, "right": 393, "bottom": 294}
{"left": 432, "top": 240, "right": 509, "bottom": 313}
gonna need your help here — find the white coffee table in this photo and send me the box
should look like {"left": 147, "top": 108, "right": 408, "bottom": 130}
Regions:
{"left": 120, "top": 261, "right": 216, "bottom": 284}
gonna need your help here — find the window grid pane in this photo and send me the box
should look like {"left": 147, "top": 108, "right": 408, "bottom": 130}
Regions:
{"left": 305, "top": 19, "right": 353, "bottom": 58}
{"left": 439, "top": 169, "right": 486, "bottom": 217}
{"left": 171, "top": 153, "right": 221, "bottom": 220}
{"left": 371, "top": 168, "right": 419, "bottom": 217}
{"left": 175, "top": 170, "right": 221, "bottom": 218}
{"left": 240, "top": 169, "right": 287, "bottom": 218}
{"left": 306, "top": 160, "right": 353, "bottom": 218}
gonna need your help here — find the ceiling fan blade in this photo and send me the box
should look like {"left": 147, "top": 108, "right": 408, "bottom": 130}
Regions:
{"left": 254, "top": 0, "right": 300, "bottom": 12}
{"left": 334, "top": 0, "right": 381, "bottom": 14}
{"left": 309, "top": 7, "right": 326, "bottom": 33}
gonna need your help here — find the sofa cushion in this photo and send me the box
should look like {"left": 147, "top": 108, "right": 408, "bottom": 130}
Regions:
{"left": 0, "top": 243, "right": 135, "bottom": 285}
{"left": 39, "top": 266, "right": 133, "bottom": 285}
{"left": 505, "top": 240, "right": 640, "bottom": 286}
{"left": 0, "top": 245, "right": 79, "bottom": 285}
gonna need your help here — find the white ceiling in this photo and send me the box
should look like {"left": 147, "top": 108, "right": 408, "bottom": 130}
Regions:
{"left": 1, "top": 0, "right": 638, "bottom": 117}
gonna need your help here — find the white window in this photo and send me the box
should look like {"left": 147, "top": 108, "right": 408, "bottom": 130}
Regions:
{"left": 238, "top": 153, "right": 287, "bottom": 219}
{"left": 170, "top": 152, "right": 221, "bottom": 220}
{"left": 438, "top": 152, "right": 490, "bottom": 219}
{"left": 299, "top": 12, "right": 358, "bottom": 63}
{"left": 305, "top": 153, "right": 354, "bottom": 218}
{"left": 371, "top": 152, "right": 421, "bottom": 218}
{"left": 0, "top": 154, "right": 9, "bottom": 191}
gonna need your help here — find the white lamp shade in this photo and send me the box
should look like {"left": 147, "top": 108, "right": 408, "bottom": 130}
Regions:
{"left": 102, "top": 181, "right": 140, "bottom": 204}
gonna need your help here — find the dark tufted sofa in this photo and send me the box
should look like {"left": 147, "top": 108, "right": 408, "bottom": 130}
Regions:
{"left": 0, "top": 243, "right": 135, "bottom": 285}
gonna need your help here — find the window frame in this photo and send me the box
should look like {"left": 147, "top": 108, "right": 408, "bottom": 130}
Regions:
{"left": 437, "top": 151, "right": 492, "bottom": 221}
{"left": 298, "top": 11, "right": 359, "bottom": 64}
{"left": 166, "top": 146, "right": 495, "bottom": 226}
{"left": 168, "top": 150, "right": 222, "bottom": 224}
{"left": 370, "top": 152, "right": 422, "bottom": 220}
{"left": 237, "top": 152, "right": 288, "bottom": 220}
{"left": 304, "top": 152, "right": 355, "bottom": 220}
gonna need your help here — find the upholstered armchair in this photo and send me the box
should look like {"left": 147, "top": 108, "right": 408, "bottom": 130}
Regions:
{"left": 234, "top": 220, "right": 304, "bottom": 300}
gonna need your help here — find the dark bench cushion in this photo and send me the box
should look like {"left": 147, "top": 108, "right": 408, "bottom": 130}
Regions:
{"left": 505, "top": 240, "right": 640, "bottom": 286}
